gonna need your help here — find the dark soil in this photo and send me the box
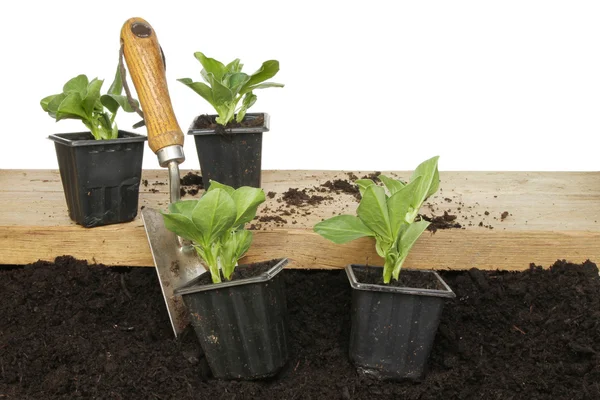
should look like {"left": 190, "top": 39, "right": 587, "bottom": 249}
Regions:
{"left": 353, "top": 267, "right": 445, "bottom": 290}
{"left": 192, "top": 114, "right": 264, "bottom": 136}
{"left": 320, "top": 179, "right": 361, "bottom": 200}
{"left": 1, "top": 257, "right": 599, "bottom": 399}
{"left": 420, "top": 211, "right": 462, "bottom": 232}
{"left": 257, "top": 215, "right": 288, "bottom": 225}
{"left": 180, "top": 172, "right": 204, "bottom": 187}
{"left": 190, "top": 259, "right": 281, "bottom": 287}
{"left": 360, "top": 171, "right": 381, "bottom": 181}
{"left": 180, "top": 172, "right": 204, "bottom": 198}
{"left": 281, "top": 188, "right": 333, "bottom": 207}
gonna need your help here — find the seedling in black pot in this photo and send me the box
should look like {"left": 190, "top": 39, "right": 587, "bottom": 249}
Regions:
{"left": 314, "top": 156, "right": 456, "bottom": 380}
{"left": 163, "top": 181, "right": 289, "bottom": 380}
{"left": 42, "top": 68, "right": 146, "bottom": 227}
{"left": 179, "top": 53, "right": 284, "bottom": 188}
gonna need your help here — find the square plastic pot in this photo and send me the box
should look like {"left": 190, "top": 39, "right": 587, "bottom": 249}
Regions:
{"left": 187, "top": 113, "right": 269, "bottom": 189}
{"left": 345, "top": 264, "right": 456, "bottom": 380}
{"left": 48, "top": 131, "right": 147, "bottom": 228}
{"left": 174, "top": 258, "right": 289, "bottom": 380}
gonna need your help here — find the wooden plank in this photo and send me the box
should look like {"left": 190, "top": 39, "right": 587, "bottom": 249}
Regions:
{"left": 1, "top": 169, "right": 599, "bottom": 269}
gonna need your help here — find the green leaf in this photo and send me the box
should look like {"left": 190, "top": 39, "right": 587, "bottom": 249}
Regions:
{"left": 398, "top": 220, "right": 430, "bottom": 257}
{"left": 41, "top": 94, "right": 58, "bottom": 112}
{"left": 378, "top": 175, "right": 405, "bottom": 196}
{"left": 387, "top": 178, "right": 420, "bottom": 236}
{"left": 177, "top": 78, "right": 215, "bottom": 106}
{"left": 232, "top": 186, "right": 266, "bottom": 226}
{"left": 427, "top": 167, "right": 440, "bottom": 199}
{"left": 212, "top": 78, "right": 234, "bottom": 104}
{"left": 108, "top": 65, "right": 123, "bottom": 95}
{"left": 191, "top": 188, "right": 237, "bottom": 244}
{"left": 410, "top": 156, "right": 440, "bottom": 204}
{"left": 194, "top": 52, "right": 227, "bottom": 82}
{"left": 314, "top": 215, "right": 374, "bottom": 244}
{"left": 200, "top": 70, "right": 214, "bottom": 85}
{"left": 206, "top": 180, "right": 235, "bottom": 195}
{"left": 244, "top": 60, "right": 280, "bottom": 88}
{"left": 240, "top": 82, "right": 285, "bottom": 96}
{"left": 375, "top": 236, "right": 390, "bottom": 258}
{"left": 236, "top": 92, "right": 257, "bottom": 123}
{"left": 392, "top": 220, "right": 431, "bottom": 280}
{"left": 168, "top": 200, "right": 199, "bottom": 219}
{"left": 63, "top": 75, "right": 88, "bottom": 96}
{"left": 227, "top": 72, "right": 250, "bottom": 96}
{"left": 161, "top": 213, "right": 204, "bottom": 244}
{"left": 56, "top": 93, "right": 88, "bottom": 121}
{"left": 83, "top": 78, "right": 103, "bottom": 116}
{"left": 355, "top": 179, "right": 375, "bottom": 197}
{"left": 110, "top": 122, "right": 119, "bottom": 140}
{"left": 234, "top": 229, "right": 253, "bottom": 260}
{"left": 44, "top": 93, "right": 67, "bottom": 117}
{"left": 357, "top": 185, "right": 392, "bottom": 241}
{"left": 225, "top": 58, "right": 242, "bottom": 73}
{"left": 101, "top": 94, "right": 138, "bottom": 114}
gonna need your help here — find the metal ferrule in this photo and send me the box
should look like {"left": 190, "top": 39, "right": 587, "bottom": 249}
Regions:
{"left": 156, "top": 145, "right": 185, "bottom": 167}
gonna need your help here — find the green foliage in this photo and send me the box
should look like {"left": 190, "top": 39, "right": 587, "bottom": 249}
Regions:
{"left": 162, "top": 181, "right": 266, "bottom": 283}
{"left": 178, "top": 52, "right": 284, "bottom": 126}
{"left": 314, "top": 157, "right": 440, "bottom": 283}
{"left": 40, "top": 67, "right": 139, "bottom": 140}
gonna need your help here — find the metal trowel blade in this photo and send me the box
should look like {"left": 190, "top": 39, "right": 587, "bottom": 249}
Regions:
{"left": 141, "top": 207, "right": 206, "bottom": 337}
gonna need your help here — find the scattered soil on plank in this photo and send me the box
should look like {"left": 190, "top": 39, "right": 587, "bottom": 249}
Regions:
{"left": 360, "top": 171, "right": 381, "bottom": 181}
{"left": 179, "top": 172, "right": 204, "bottom": 198}
{"left": 320, "top": 179, "right": 361, "bottom": 200}
{"left": 281, "top": 188, "right": 333, "bottom": 207}
{"left": 420, "top": 211, "right": 463, "bottom": 232}
{"left": 1, "top": 257, "right": 599, "bottom": 399}
{"left": 180, "top": 172, "right": 204, "bottom": 187}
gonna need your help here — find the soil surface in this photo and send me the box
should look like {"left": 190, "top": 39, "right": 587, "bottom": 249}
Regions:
{"left": 191, "top": 259, "right": 281, "bottom": 286}
{"left": 353, "top": 267, "right": 445, "bottom": 290}
{"left": 192, "top": 114, "right": 265, "bottom": 136}
{"left": 1, "top": 257, "right": 599, "bottom": 399}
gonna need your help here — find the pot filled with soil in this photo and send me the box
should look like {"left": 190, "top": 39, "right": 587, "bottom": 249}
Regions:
{"left": 314, "top": 156, "right": 457, "bottom": 379}
{"left": 346, "top": 264, "right": 455, "bottom": 380}
{"left": 41, "top": 72, "right": 146, "bottom": 228}
{"left": 187, "top": 113, "right": 269, "bottom": 189}
{"left": 178, "top": 52, "right": 284, "bottom": 189}
{"left": 174, "top": 258, "right": 289, "bottom": 380}
{"left": 49, "top": 131, "right": 146, "bottom": 227}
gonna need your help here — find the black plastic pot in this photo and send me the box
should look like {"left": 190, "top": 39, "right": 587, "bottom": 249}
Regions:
{"left": 187, "top": 113, "right": 269, "bottom": 189}
{"left": 174, "top": 258, "right": 289, "bottom": 380}
{"left": 48, "top": 131, "right": 147, "bottom": 228}
{"left": 345, "top": 264, "right": 455, "bottom": 380}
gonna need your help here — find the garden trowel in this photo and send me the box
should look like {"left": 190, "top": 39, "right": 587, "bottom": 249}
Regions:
{"left": 121, "top": 17, "right": 206, "bottom": 337}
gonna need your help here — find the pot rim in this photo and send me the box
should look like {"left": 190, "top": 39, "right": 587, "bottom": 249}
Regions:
{"left": 187, "top": 112, "right": 270, "bottom": 136}
{"left": 174, "top": 257, "right": 288, "bottom": 296}
{"left": 345, "top": 264, "right": 456, "bottom": 298}
{"left": 48, "top": 130, "right": 147, "bottom": 147}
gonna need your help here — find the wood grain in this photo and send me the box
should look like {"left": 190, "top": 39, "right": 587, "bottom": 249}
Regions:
{"left": 1, "top": 170, "right": 599, "bottom": 270}
{"left": 120, "top": 17, "right": 184, "bottom": 153}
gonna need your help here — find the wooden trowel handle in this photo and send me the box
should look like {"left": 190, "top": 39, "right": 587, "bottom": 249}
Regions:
{"left": 121, "top": 17, "right": 184, "bottom": 154}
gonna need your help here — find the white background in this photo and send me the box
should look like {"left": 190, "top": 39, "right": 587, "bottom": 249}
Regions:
{"left": 2, "top": 0, "right": 599, "bottom": 171}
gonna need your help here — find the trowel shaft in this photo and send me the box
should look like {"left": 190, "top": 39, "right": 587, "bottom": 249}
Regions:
{"left": 168, "top": 161, "right": 181, "bottom": 203}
